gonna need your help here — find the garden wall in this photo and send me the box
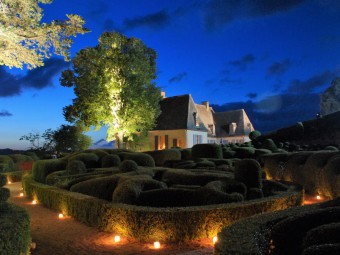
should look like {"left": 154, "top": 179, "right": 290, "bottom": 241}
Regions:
{"left": 23, "top": 174, "right": 303, "bottom": 242}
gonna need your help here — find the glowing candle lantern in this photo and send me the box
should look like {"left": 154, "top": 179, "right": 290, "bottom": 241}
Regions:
{"left": 7, "top": 181, "right": 11, "bottom": 184}
{"left": 58, "top": 213, "right": 64, "bottom": 219}
{"left": 213, "top": 236, "right": 218, "bottom": 244}
{"left": 32, "top": 200, "right": 37, "bottom": 205}
{"left": 316, "top": 195, "right": 321, "bottom": 200}
{"left": 19, "top": 192, "right": 24, "bottom": 197}
{"left": 154, "top": 241, "right": 161, "bottom": 249}
{"left": 114, "top": 235, "right": 121, "bottom": 243}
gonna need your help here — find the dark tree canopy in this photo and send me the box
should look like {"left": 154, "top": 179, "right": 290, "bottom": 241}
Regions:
{"left": 61, "top": 32, "right": 162, "bottom": 147}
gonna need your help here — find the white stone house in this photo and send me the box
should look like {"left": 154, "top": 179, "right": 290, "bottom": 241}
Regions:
{"left": 147, "top": 94, "right": 254, "bottom": 150}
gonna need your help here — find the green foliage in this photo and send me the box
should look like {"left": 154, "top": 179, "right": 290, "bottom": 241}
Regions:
{"left": 0, "top": 155, "right": 15, "bottom": 173}
{"left": 192, "top": 143, "right": 223, "bottom": 159}
{"left": 234, "top": 147, "right": 256, "bottom": 159}
{"left": 25, "top": 151, "right": 40, "bottom": 160}
{"left": 145, "top": 149, "right": 181, "bottom": 166}
{"left": 101, "top": 154, "right": 121, "bottom": 167}
{"left": 195, "top": 160, "right": 216, "bottom": 168}
{"left": 23, "top": 174, "right": 302, "bottom": 242}
{"left": 66, "top": 160, "right": 87, "bottom": 175}
{"left": 234, "top": 159, "right": 262, "bottom": 190}
{"left": 84, "top": 149, "right": 109, "bottom": 160}
{"left": 0, "top": 187, "right": 10, "bottom": 201}
{"left": 249, "top": 130, "right": 261, "bottom": 141}
{"left": 0, "top": 203, "right": 31, "bottom": 255}
{"left": 0, "top": 174, "right": 7, "bottom": 187}
{"left": 68, "top": 153, "right": 99, "bottom": 168}
{"left": 323, "top": 146, "right": 338, "bottom": 151}
{"left": 302, "top": 222, "right": 340, "bottom": 250}
{"left": 70, "top": 175, "right": 121, "bottom": 201}
{"left": 120, "top": 152, "right": 155, "bottom": 167}
{"left": 180, "top": 148, "right": 192, "bottom": 160}
{"left": 262, "top": 139, "right": 278, "bottom": 152}
{"left": 32, "top": 159, "right": 67, "bottom": 183}
{"left": 8, "top": 154, "right": 33, "bottom": 163}
{"left": 0, "top": 0, "right": 89, "bottom": 69}
{"left": 119, "top": 160, "right": 138, "bottom": 172}
{"left": 54, "top": 125, "right": 92, "bottom": 152}
{"left": 19, "top": 128, "right": 56, "bottom": 152}
{"left": 60, "top": 31, "right": 162, "bottom": 147}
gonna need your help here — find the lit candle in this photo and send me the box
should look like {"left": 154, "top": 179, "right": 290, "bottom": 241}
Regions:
{"left": 32, "top": 200, "right": 37, "bottom": 205}
{"left": 316, "top": 195, "right": 321, "bottom": 200}
{"left": 114, "top": 235, "right": 121, "bottom": 243}
{"left": 7, "top": 181, "right": 11, "bottom": 184}
{"left": 154, "top": 241, "right": 161, "bottom": 249}
{"left": 58, "top": 213, "right": 64, "bottom": 219}
{"left": 213, "top": 236, "right": 218, "bottom": 244}
{"left": 19, "top": 192, "right": 24, "bottom": 197}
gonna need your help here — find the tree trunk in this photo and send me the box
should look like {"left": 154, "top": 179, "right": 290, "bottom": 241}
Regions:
{"left": 116, "top": 132, "right": 124, "bottom": 149}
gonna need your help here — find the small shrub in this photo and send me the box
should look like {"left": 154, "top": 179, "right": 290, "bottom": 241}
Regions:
{"left": 119, "top": 160, "right": 138, "bottom": 172}
{"left": 249, "top": 130, "right": 261, "bottom": 141}
{"left": 32, "top": 159, "right": 67, "bottom": 183}
{"left": 25, "top": 151, "right": 40, "bottom": 160}
{"left": 145, "top": 149, "right": 181, "bottom": 166}
{"left": 119, "top": 152, "right": 155, "bottom": 167}
{"left": 234, "top": 159, "right": 262, "bottom": 189}
{"left": 192, "top": 143, "right": 223, "bottom": 159}
{"left": 101, "top": 154, "right": 121, "bottom": 167}
{"left": 0, "top": 187, "right": 10, "bottom": 201}
{"left": 0, "top": 156, "right": 15, "bottom": 173}
{"left": 262, "top": 139, "right": 278, "bottom": 152}
{"left": 0, "top": 174, "right": 7, "bottom": 187}
{"left": 68, "top": 153, "right": 99, "bottom": 168}
{"left": 66, "top": 160, "right": 87, "bottom": 175}
{"left": 302, "top": 222, "right": 340, "bottom": 250}
{"left": 234, "top": 147, "right": 255, "bottom": 159}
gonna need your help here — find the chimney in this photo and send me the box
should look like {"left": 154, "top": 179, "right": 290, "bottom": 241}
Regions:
{"left": 201, "top": 101, "right": 209, "bottom": 110}
{"left": 161, "top": 91, "right": 166, "bottom": 98}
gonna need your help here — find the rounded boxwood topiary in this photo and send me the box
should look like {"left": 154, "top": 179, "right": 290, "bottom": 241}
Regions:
{"left": 119, "top": 160, "right": 139, "bottom": 172}
{"left": 145, "top": 149, "right": 181, "bottom": 166}
{"left": 262, "top": 139, "right": 278, "bottom": 152}
{"left": 234, "top": 159, "right": 262, "bottom": 190}
{"left": 32, "top": 159, "right": 68, "bottom": 183}
{"left": 101, "top": 154, "right": 121, "bottom": 167}
{"left": 119, "top": 152, "right": 155, "bottom": 167}
{"left": 192, "top": 143, "right": 223, "bottom": 159}
{"left": 68, "top": 153, "right": 99, "bottom": 168}
{"left": 66, "top": 160, "right": 87, "bottom": 175}
{"left": 0, "top": 174, "right": 7, "bottom": 187}
{"left": 0, "top": 187, "right": 10, "bottom": 201}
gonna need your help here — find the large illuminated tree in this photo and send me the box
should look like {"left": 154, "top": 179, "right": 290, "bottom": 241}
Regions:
{"left": 0, "top": 0, "right": 88, "bottom": 69}
{"left": 60, "top": 32, "right": 162, "bottom": 148}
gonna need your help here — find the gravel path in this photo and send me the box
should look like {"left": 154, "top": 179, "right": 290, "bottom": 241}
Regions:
{"left": 7, "top": 182, "right": 214, "bottom": 255}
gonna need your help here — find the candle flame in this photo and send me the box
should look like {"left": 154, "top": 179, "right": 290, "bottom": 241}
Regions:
{"left": 154, "top": 241, "right": 161, "bottom": 249}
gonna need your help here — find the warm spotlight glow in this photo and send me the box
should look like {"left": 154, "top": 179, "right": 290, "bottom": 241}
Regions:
{"left": 316, "top": 195, "right": 321, "bottom": 200}
{"left": 213, "top": 236, "right": 218, "bottom": 244}
{"left": 19, "top": 192, "right": 24, "bottom": 197}
{"left": 58, "top": 213, "right": 64, "bottom": 219}
{"left": 7, "top": 181, "right": 11, "bottom": 184}
{"left": 32, "top": 200, "right": 37, "bottom": 205}
{"left": 154, "top": 241, "right": 161, "bottom": 249}
{"left": 114, "top": 235, "right": 121, "bottom": 243}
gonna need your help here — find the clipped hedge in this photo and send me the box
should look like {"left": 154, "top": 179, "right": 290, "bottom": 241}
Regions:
{"left": 214, "top": 199, "right": 338, "bottom": 255}
{"left": 0, "top": 155, "right": 15, "bottom": 173}
{"left": 101, "top": 154, "right": 121, "bottom": 167}
{"left": 32, "top": 159, "right": 67, "bottom": 183}
{"left": 145, "top": 149, "right": 181, "bottom": 166}
{"left": 118, "top": 152, "right": 155, "bottom": 167}
{"left": 22, "top": 174, "right": 303, "bottom": 242}
{"left": 68, "top": 153, "right": 100, "bottom": 168}
{"left": 192, "top": 144, "right": 223, "bottom": 159}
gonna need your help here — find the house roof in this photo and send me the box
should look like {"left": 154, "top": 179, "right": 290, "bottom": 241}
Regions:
{"left": 213, "top": 109, "right": 252, "bottom": 137}
{"left": 154, "top": 94, "right": 208, "bottom": 131}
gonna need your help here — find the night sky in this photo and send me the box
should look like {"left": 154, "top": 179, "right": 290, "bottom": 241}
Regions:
{"left": 1, "top": 0, "right": 339, "bottom": 149}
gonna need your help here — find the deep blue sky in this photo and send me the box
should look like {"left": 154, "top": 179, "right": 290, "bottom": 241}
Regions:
{"left": 1, "top": 0, "right": 340, "bottom": 149}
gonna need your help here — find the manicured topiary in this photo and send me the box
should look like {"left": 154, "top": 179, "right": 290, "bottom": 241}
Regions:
{"left": 192, "top": 143, "right": 223, "bottom": 159}
{"left": 101, "top": 154, "right": 121, "bottom": 167}
{"left": 112, "top": 175, "right": 167, "bottom": 204}
{"left": 8, "top": 154, "right": 33, "bottom": 163}
{"left": 84, "top": 149, "right": 109, "bottom": 160}
{"left": 70, "top": 175, "right": 121, "bottom": 201}
{"left": 302, "top": 222, "right": 340, "bottom": 250}
{"left": 234, "top": 147, "right": 255, "bottom": 159}
{"left": 302, "top": 243, "right": 340, "bottom": 255}
{"left": 180, "top": 148, "right": 192, "bottom": 160}
{"left": 234, "top": 159, "right": 262, "bottom": 190}
{"left": 66, "top": 160, "right": 87, "bottom": 175}
{"left": 262, "top": 139, "right": 278, "bottom": 152}
{"left": 68, "top": 153, "right": 99, "bottom": 168}
{"left": 249, "top": 130, "right": 261, "bottom": 141}
{"left": 207, "top": 158, "right": 233, "bottom": 167}
{"left": 223, "top": 150, "right": 236, "bottom": 159}
{"left": 323, "top": 146, "right": 338, "bottom": 151}
{"left": 0, "top": 187, "right": 10, "bottom": 201}
{"left": 145, "top": 149, "right": 181, "bottom": 166}
{"left": 119, "top": 160, "right": 138, "bottom": 172}
{"left": 32, "top": 159, "right": 67, "bottom": 183}
{"left": 0, "top": 174, "right": 7, "bottom": 187}
{"left": 119, "top": 152, "right": 155, "bottom": 167}
{"left": 25, "top": 151, "right": 40, "bottom": 160}
{"left": 246, "top": 188, "right": 263, "bottom": 200}
{"left": 203, "top": 180, "right": 247, "bottom": 198}
{"left": 0, "top": 155, "right": 15, "bottom": 173}
{"left": 195, "top": 160, "right": 216, "bottom": 168}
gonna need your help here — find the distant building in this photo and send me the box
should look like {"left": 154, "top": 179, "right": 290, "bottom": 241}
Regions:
{"left": 147, "top": 93, "right": 254, "bottom": 150}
